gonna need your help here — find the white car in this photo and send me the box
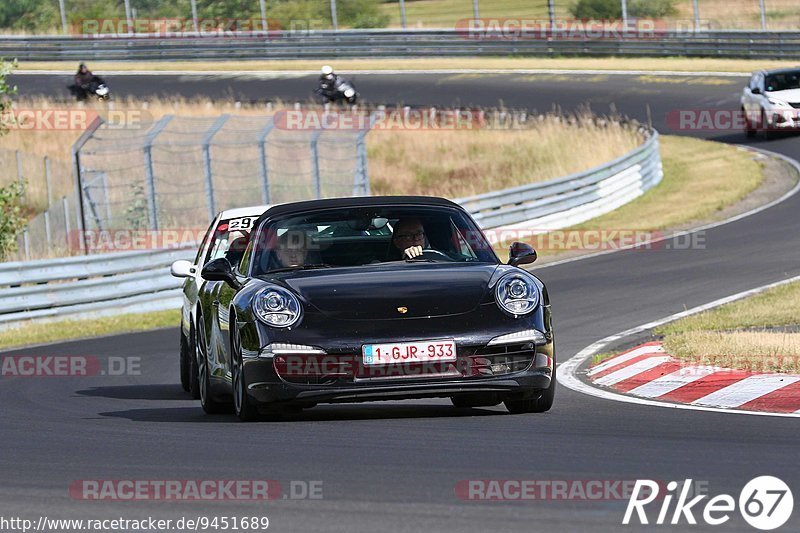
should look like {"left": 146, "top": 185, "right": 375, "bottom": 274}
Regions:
{"left": 170, "top": 205, "right": 270, "bottom": 397}
{"left": 741, "top": 68, "right": 800, "bottom": 138}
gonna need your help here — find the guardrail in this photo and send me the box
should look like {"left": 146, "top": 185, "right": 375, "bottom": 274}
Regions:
{"left": 3, "top": 30, "right": 800, "bottom": 60}
{"left": 1, "top": 129, "right": 661, "bottom": 328}
{"left": 0, "top": 247, "right": 192, "bottom": 328}
{"left": 457, "top": 130, "right": 662, "bottom": 230}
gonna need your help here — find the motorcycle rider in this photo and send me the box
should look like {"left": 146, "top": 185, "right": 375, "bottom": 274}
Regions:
{"left": 318, "top": 65, "right": 339, "bottom": 97}
{"left": 70, "top": 63, "right": 105, "bottom": 101}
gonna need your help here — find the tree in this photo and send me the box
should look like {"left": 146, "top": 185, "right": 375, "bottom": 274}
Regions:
{"left": 0, "top": 59, "right": 25, "bottom": 261}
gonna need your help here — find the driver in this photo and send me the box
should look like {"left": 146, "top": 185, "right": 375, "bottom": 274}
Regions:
{"left": 392, "top": 218, "right": 427, "bottom": 259}
{"left": 274, "top": 230, "right": 309, "bottom": 268}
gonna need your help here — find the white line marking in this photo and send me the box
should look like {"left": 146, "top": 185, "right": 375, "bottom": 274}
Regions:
{"left": 587, "top": 344, "right": 664, "bottom": 376}
{"left": 558, "top": 274, "right": 800, "bottom": 418}
{"left": 692, "top": 375, "right": 800, "bottom": 408}
{"left": 594, "top": 356, "right": 672, "bottom": 386}
{"left": 627, "top": 366, "right": 722, "bottom": 398}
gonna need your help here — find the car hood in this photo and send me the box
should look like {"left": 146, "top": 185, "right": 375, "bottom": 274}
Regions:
{"left": 267, "top": 263, "right": 500, "bottom": 320}
{"left": 766, "top": 88, "right": 800, "bottom": 103}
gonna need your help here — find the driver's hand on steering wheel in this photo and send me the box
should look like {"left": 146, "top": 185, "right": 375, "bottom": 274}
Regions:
{"left": 403, "top": 246, "right": 423, "bottom": 259}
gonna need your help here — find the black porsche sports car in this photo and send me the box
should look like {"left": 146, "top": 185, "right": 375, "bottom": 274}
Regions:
{"left": 193, "top": 196, "right": 555, "bottom": 420}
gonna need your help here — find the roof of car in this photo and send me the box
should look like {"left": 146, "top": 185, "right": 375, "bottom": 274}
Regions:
{"left": 257, "top": 196, "right": 463, "bottom": 221}
{"left": 761, "top": 67, "right": 800, "bottom": 76}
{"left": 219, "top": 205, "right": 271, "bottom": 219}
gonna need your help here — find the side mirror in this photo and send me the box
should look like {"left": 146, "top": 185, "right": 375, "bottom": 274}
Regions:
{"left": 201, "top": 257, "right": 241, "bottom": 289}
{"left": 751, "top": 87, "right": 761, "bottom": 95}
{"left": 170, "top": 259, "right": 195, "bottom": 278}
{"left": 508, "top": 242, "right": 537, "bottom": 267}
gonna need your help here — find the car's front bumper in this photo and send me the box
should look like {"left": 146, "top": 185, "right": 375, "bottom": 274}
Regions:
{"left": 240, "top": 335, "right": 554, "bottom": 406}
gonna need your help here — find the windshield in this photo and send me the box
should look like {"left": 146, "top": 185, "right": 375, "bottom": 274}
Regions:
{"left": 765, "top": 71, "right": 800, "bottom": 92}
{"left": 204, "top": 215, "right": 259, "bottom": 267}
{"left": 249, "top": 206, "right": 497, "bottom": 276}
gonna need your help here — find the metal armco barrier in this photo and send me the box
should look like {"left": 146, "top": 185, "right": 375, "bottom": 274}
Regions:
{"left": 3, "top": 30, "right": 800, "bottom": 60}
{"left": 0, "top": 247, "right": 193, "bottom": 328}
{"left": 456, "top": 131, "right": 662, "bottom": 230}
{"left": 2, "top": 129, "right": 660, "bottom": 327}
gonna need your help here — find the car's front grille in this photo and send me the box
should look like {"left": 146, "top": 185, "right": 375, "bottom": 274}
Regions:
{"left": 468, "top": 342, "right": 536, "bottom": 377}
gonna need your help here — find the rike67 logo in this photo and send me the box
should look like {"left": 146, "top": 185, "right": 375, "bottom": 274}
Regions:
{"left": 624, "top": 477, "right": 794, "bottom": 530}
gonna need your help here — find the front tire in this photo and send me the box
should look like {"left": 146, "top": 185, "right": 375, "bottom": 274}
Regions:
{"left": 504, "top": 370, "right": 556, "bottom": 414}
{"left": 743, "top": 108, "right": 756, "bottom": 138}
{"left": 179, "top": 329, "right": 191, "bottom": 392}
{"left": 761, "top": 109, "right": 776, "bottom": 140}
{"left": 197, "top": 316, "right": 229, "bottom": 414}
{"left": 231, "top": 323, "right": 259, "bottom": 422}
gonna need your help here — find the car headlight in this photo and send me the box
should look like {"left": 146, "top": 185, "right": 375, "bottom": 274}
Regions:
{"left": 254, "top": 287, "right": 302, "bottom": 327}
{"left": 495, "top": 273, "right": 540, "bottom": 317}
{"left": 344, "top": 88, "right": 355, "bottom": 98}
{"left": 768, "top": 98, "right": 790, "bottom": 108}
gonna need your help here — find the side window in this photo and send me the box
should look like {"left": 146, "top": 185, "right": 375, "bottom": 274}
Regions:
{"left": 235, "top": 239, "right": 254, "bottom": 276}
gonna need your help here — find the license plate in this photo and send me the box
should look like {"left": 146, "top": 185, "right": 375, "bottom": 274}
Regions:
{"left": 362, "top": 339, "right": 456, "bottom": 366}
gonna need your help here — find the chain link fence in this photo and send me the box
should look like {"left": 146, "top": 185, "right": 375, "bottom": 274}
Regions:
{"left": 75, "top": 113, "right": 369, "bottom": 234}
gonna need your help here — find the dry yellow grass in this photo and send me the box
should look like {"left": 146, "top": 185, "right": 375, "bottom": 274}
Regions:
{"left": 657, "top": 281, "right": 800, "bottom": 372}
{"left": 491, "top": 135, "right": 765, "bottom": 259}
{"left": 0, "top": 97, "right": 642, "bottom": 211}
{"left": 663, "top": 330, "right": 800, "bottom": 373}
{"left": 674, "top": 0, "right": 800, "bottom": 29}
{"left": 368, "top": 114, "right": 641, "bottom": 197}
{"left": 16, "top": 57, "right": 799, "bottom": 74}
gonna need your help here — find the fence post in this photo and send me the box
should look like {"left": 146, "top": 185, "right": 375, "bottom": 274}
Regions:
{"left": 142, "top": 115, "right": 173, "bottom": 230}
{"left": 44, "top": 209, "right": 52, "bottom": 246}
{"left": 399, "top": 0, "right": 407, "bottom": 29}
{"left": 23, "top": 228, "right": 30, "bottom": 260}
{"left": 310, "top": 128, "right": 324, "bottom": 199}
{"left": 330, "top": 0, "right": 338, "bottom": 30}
{"left": 71, "top": 115, "right": 104, "bottom": 254}
{"left": 258, "top": 119, "right": 275, "bottom": 205}
{"left": 354, "top": 113, "right": 376, "bottom": 196}
{"left": 472, "top": 0, "right": 480, "bottom": 20}
{"left": 621, "top": 0, "right": 628, "bottom": 28}
{"left": 44, "top": 156, "right": 53, "bottom": 208}
{"left": 63, "top": 196, "right": 71, "bottom": 251}
{"left": 759, "top": 0, "right": 767, "bottom": 30}
{"left": 201, "top": 114, "right": 231, "bottom": 221}
{"left": 692, "top": 0, "right": 700, "bottom": 31}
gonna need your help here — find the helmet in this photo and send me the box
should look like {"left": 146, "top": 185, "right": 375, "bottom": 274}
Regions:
{"left": 320, "top": 65, "right": 334, "bottom": 79}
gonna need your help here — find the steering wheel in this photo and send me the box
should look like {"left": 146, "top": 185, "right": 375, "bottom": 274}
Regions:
{"left": 417, "top": 249, "right": 454, "bottom": 261}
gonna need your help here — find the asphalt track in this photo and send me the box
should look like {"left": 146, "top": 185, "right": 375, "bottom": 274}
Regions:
{"left": 3, "top": 71, "right": 800, "bottom": 532}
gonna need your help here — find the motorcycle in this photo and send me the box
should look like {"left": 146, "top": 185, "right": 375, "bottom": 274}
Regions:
{"left": 315, "top": 76, "right": 358, "bottom": 105}
{"left": 68, "top": 76, "right": 111, "bottom": 101}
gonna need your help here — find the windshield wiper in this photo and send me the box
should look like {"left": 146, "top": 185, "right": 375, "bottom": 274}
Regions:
{"left": 267, "top": 263, "right": 334, "bottom": 274}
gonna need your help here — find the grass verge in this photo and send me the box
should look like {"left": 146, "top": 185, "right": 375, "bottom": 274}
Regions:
{"left": 655, "top": 281, "right": 800, "bottom": 373}
{"left": 15, "top": 57, "right": 793, "bottom": 74}
{"left": 0, "top": 309, "right": 180, "bottom": 351}
{"left": 494, "top": 135, "right": 765, "bottom": 260}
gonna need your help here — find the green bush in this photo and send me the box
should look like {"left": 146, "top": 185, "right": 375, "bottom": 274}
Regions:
{"left": 570, "top": 0, "right": 621, "bottom": 19}
{"left": 0, "top": 181, "right": 26, "bottom": 261}
{"left": 571, "top": 0, "right": 676, "bottom": 19}
{"left": 630, "top": 0, "right": 677, "bottom": 18}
